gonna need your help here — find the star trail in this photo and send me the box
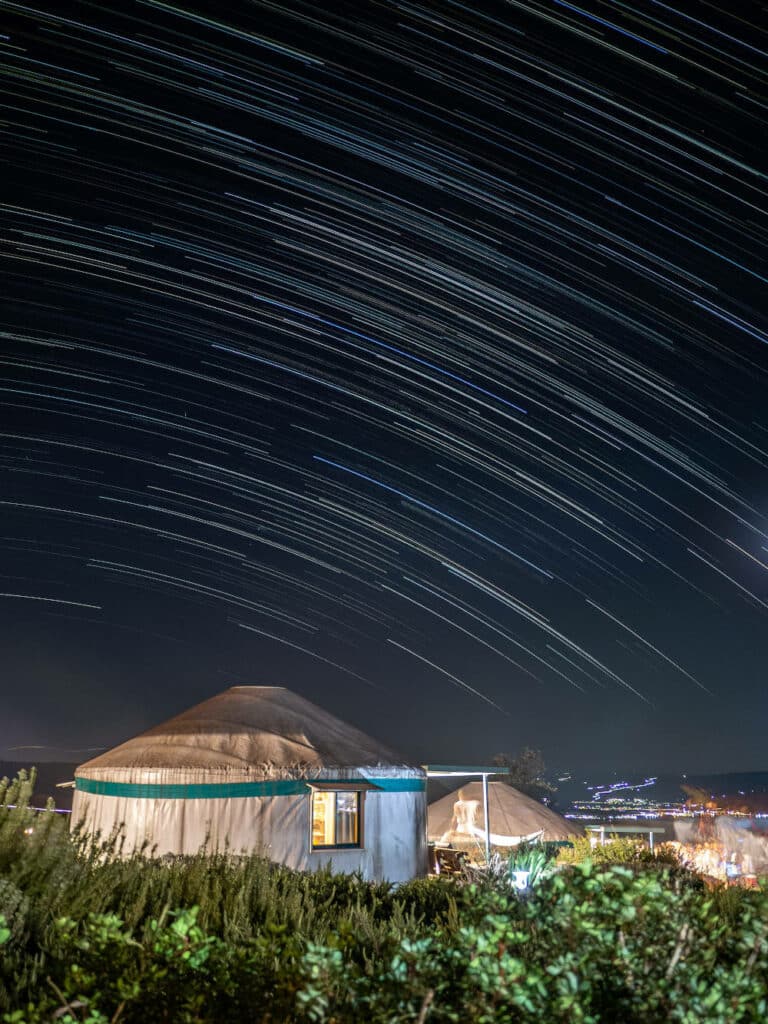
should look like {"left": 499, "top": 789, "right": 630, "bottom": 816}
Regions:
{"left": 1, "top": 0, "right": 766, "bottom": 773}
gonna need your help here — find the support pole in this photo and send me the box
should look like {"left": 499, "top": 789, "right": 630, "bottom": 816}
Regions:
{"left": 482, "top": 773, "right": 491, "bottom": 863}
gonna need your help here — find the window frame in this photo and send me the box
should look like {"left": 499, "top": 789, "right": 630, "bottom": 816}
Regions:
{"left": 309, "top": 787, "right": 365, "bottom": 851}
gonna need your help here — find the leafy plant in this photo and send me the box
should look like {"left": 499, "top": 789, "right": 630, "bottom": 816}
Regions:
{"left": 1, "top": 771, "right": 768, "bottom": 1023}
{"left": 506, "top": 842, "right": 557, "bottom": 887}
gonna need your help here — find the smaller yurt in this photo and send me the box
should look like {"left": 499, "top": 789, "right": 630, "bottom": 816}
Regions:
{"left": 428, "top": 782, "right": 582, "bottom": 848}
{"left": 72, "top": 686, "right": 427, "bottom": 881}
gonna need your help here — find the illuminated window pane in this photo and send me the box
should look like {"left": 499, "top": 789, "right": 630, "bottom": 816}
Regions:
{"left": 312, "top": 791, "right": 335, "bottom": 847}
{"left": 335, "top": 791, "right": 359, "bottom": 845}
{"left": 311, "top": 790, "right": 361, "bottom": 848}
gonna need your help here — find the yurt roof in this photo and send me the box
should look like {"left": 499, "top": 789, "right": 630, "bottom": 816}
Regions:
{"left": 77, "top": 686, "right": 416, "bottom": 776}
{"left": 428, "top": 781, "right": 583, "bottom": 842}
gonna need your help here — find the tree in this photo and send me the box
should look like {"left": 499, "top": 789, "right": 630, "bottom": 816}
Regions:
{"left": 491, "top": 748, "right": 555, "bottom": 803}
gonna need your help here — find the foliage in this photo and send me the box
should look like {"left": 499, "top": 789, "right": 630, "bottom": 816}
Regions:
{"left": 556, "top": 834, "right": 680, "bottom": 868}
{"left": 506, "top": 841, "right": 558, "bottom": 887}
{"left": 491, "top": 747, "right": 555, "bottom": 801}
{"left": 474, "top": 842, "right": 557, "bottom": 893}
{"left": 2, "top": 771, "right": 768, "bottom": 1023}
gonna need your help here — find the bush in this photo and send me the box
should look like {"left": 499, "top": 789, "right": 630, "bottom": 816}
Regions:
{"left": 2, "top": 773, "right": 768, "bottom": 1022}
{"left": 556, "top": 834, "right": 683, "bottom": 869}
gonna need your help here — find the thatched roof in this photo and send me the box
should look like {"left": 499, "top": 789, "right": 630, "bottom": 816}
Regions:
{"left": 76, "top": 686, "right": 416, "bottom": 776}
{"left": 428, "top": 781, "right": 583, "bottom": 843}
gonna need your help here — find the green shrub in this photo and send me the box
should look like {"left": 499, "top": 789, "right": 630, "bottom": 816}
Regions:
{"left": 556, "top": 834, "right": 643, "bottom": 865}
{"left": 556, "top": 834, "right": 683, "bottom": 869}
{"left": 506, "top": 841, "right": 557, "bottom": 886}
{"left": 390, "top": 875, "right": 459, "bottom": 926}
{"left": 2, "top": 772, "right": 768, "bottom": 1023}
{"left": 3, "top": 867, "right": 768, "bottom": 1023}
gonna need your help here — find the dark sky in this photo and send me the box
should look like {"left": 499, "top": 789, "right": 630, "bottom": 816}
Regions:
{"left": 1, "top": 0, "right": 767, "bottom": 777}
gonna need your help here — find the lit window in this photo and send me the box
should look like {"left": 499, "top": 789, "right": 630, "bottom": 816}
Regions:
{"left": 311, "top": 790, "right": 361, "bottom": 849}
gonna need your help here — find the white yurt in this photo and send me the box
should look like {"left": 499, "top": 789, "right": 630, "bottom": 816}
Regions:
{"left": 428, "top": 781, "right": 583, "bottom": 848}
{"left": 72, "top": 686, "right": 427, "bottom": 882}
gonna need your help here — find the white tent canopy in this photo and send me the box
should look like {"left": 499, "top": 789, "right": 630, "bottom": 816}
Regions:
{"left": 428, "top": 781, "right": 583, "bottom": 848}
{"left": 72, "top": 686, "right": 427, "bottom": 882}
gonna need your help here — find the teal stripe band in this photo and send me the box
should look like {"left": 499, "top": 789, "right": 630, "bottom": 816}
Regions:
{"left": 75, "top": 776, "right": 426, "bottom": 800}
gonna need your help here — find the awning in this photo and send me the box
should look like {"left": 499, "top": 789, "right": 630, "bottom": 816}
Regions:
{"left": 424, "top": 765, "right": 510, "bottom": 777}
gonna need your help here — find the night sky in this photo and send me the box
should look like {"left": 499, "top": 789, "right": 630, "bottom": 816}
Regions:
{"left": 2, "top": 0, "right": 767, "bottom": 777}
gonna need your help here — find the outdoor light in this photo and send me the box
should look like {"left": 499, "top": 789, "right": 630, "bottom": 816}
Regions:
{"left": 511, "top": 869, "right": 531, "bottom": 891}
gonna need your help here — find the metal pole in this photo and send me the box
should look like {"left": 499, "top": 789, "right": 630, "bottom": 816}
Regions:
{"left": 482, "top": 773, "right": 490, "bottom": 863}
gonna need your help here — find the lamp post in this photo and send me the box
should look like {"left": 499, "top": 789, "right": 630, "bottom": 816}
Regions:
{"left": 482, "top": 772, "right": 491, "bottom": 863}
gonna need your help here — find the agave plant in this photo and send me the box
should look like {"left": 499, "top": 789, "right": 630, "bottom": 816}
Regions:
{"left": 506, "top": 842, "right": 556, "bottom": 889}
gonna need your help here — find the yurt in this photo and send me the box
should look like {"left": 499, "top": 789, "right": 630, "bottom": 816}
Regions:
{"left": 72, "top": 686, "right": 427, "bottom": 882}
{"left": 428, "top": 781, "right": 583, "bottom": 848}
